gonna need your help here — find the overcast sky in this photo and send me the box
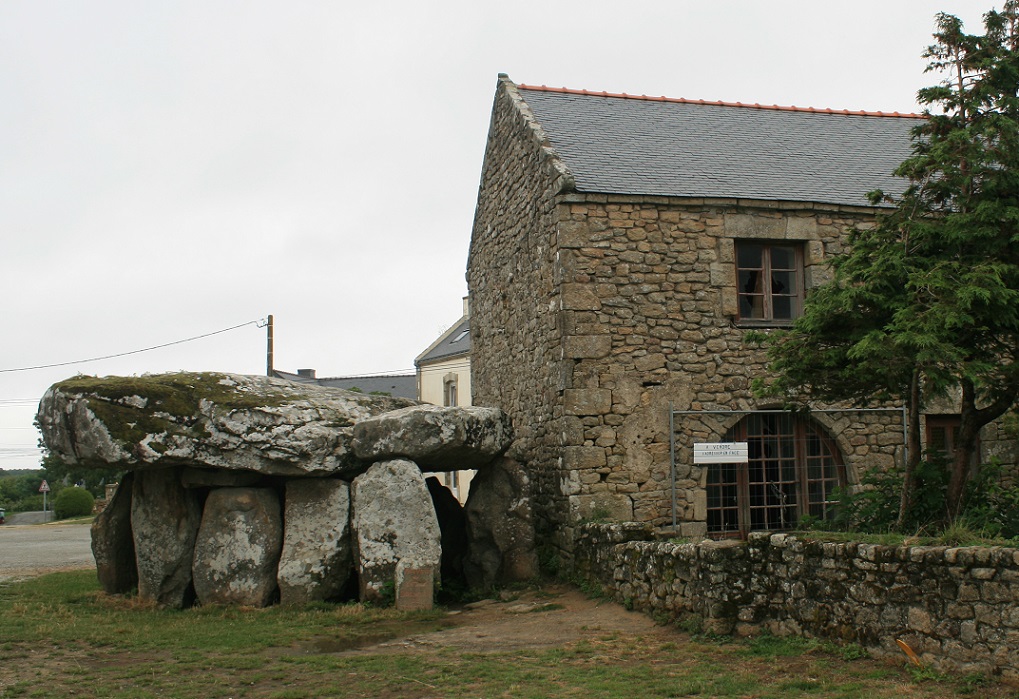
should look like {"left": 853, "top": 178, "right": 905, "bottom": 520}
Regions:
{"left": 0, "top": 0, "right": 996, "bottom": 470}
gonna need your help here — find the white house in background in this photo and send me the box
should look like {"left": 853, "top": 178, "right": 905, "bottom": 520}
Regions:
{"left": 415, "top": 297, "right": 473, "bottom": 502}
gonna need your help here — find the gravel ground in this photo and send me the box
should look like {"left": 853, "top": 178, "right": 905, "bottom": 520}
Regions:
{"left": 0, "top": 521, "right": 94, "bottom": 582}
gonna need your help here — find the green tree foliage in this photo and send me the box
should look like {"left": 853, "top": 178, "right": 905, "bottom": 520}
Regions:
{"left": 0, "top": 472, "right": 49, "bottom": 512}
{"left": 38, "top": 452, "right": 120, "bottom": 499}
{"left": 758, "top": 3, "right": 1019, "bottom": 524}
{"left": 53, "top": 487, "right": 95, "bottom": 519}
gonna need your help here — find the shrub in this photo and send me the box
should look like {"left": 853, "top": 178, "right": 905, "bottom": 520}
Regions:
{"left": 53, "top": 487, "right": 95, "bottom": 519}
{"left": 832, "top": 459, "right": 948, "bottom": 534}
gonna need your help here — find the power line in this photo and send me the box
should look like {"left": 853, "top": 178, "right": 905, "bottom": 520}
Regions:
{"left": 0, "top": 319, "right": 267, "bottom": 374}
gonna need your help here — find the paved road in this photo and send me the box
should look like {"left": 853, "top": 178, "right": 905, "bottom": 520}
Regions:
{"left": 0, "top": 521, "right": 94, "bottom": 581}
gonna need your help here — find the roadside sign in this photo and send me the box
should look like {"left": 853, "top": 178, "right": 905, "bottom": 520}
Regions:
{"left": 39, "top": 480, "right": 50, "bottom": 493}
{"left": 693, "top": 442, "right": 749, "bottom": 464}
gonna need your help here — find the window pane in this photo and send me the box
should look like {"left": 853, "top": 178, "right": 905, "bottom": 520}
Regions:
{"left": 781, "top": 460, "right": 796, "bottom": 482}
{"left": 770, "top": 246, "right": 796, "bottom": 269}
{"left": 740, "top": 294, "right": 765, "bottom": 318}
{"left": 737, "top": 243, "right": 763, "bottom": 268}
{"left": 715, "top": 414, "right": 845, "bottom": 537}
{"left": 773, "top": 296, "right": 793, "bottom": 319}
{"left": 771, "top": 270, "right": 797, "bottom": 295}
{"left": 739, "top": 270, "right": 762, "bottom": 295}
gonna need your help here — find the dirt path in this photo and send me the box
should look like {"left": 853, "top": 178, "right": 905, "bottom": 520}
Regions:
{"left": 339, "top": 584, "right": 676, "bottom": 656}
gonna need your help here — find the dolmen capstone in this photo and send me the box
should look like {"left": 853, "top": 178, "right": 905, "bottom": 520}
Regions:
{"left": 36, "top": 372, "right": 535, "bottom": 610}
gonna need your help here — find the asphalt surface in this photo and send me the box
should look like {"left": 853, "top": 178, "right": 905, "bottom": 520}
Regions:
{"left": 0, "top": 521, "right": 94, "bottom": 581}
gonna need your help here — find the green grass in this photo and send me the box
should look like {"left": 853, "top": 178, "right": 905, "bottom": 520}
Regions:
{"left": 1, "top": 571, "right": 1016, "bottom": 698}
{"left": 792, "top": 529, "right": 1019, "bottom": 548}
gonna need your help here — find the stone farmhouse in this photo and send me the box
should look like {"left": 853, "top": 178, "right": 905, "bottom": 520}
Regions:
{"left": 466, "top": 75, "right": 1017, "bottom": 552}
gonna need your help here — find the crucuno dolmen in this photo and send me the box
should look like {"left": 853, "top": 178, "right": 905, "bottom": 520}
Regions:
{"left": 36, "top": 372, "right": 537, "bottom": 609}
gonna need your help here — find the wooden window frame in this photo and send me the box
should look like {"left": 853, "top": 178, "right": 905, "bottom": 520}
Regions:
{"left": 707, "top": 414, "right": 845, "bottom": 539}
{"left": 925, "top": 414, "right": 978, "bottom": 465}
{"left": 734, "top": 241, "right": 805, "bottom": 326}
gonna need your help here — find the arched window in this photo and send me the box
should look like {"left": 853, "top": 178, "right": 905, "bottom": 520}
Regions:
{"left": 707, "top": 413, "right": 845, "bottom": 538}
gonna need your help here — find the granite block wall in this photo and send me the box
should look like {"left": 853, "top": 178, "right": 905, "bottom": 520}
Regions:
{"left": 575, "top": 523, "right": 1019, "bottom": 679}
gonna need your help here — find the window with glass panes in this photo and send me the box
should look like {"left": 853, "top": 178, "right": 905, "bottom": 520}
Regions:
{"left": 707, "top": 414, "right": 844, "bottom": 538}
{"left": 925, "top": 415, "right": 978, "bottom": 465}
{"left": 735, "top": 242, "right": 803, "bottom": 323}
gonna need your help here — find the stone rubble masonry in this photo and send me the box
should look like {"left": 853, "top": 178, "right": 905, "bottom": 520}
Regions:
{"left": 466, "top": 76, "right": 1018, "bottom": 556}
{"left": 468, "top": 76, "right": 573, "bottom": 554}
{"left": 575, "top": 523, "right": 1019, "bottom": 680}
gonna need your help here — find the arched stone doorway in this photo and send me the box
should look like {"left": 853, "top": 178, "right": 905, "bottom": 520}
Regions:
{"left": 707, "top": 413, "right": 845, "bottom": 538}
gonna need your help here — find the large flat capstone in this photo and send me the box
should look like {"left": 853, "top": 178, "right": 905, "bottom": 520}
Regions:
{"left": 36, "top": 373, "right": 417, "bottom": 477}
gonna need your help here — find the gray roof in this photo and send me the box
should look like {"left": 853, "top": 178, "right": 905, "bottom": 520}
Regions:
{"left": 272, "top": 370, "right": 417, "bottom": 400}
{"left": 416, "top": 316, "right": 471, "bottom": 365}
{"left": 518, "top": 86, "right": 921, "bottom": 208}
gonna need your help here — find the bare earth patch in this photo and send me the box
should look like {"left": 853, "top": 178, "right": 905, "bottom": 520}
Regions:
{"left": 346, "top": 585, "right": 675, "bottom": 655}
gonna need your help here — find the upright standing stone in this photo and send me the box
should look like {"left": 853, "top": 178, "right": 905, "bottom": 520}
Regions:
{"left": 131, "top": 468, "right": 201, "bottom": 608}
{"left": 91, "top": 471, "right": 137, "bottom": 594}
{"left": 192, "top": 487, "right": 282, "bottom": 607}
{"left": 351, "top": 459, "right": 441, "bottom": 609}
{"left": 277, "top": 478, "right": 353, "bottom": 605}
{"left": 464, "top": 457, "right": 538, "bottom": 589}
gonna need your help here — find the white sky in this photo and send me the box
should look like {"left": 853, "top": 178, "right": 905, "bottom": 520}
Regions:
{"left": 0, "top": 0, "right": 995, "bottom": 470}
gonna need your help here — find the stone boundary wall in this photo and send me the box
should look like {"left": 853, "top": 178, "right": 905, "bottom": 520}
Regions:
{"left": 574, "top": 523, "right": 1019, "bottom": 679}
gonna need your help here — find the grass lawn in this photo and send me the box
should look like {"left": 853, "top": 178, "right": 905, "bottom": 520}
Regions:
{"left": 0, "top": 571, "right": 1015, "bottom": 698}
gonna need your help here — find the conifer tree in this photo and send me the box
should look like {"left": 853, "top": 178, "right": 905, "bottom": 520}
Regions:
{"left": 759, "top": 3, "right": 1019, "bottom": 524}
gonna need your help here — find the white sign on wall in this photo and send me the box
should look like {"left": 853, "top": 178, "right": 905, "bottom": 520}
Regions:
{"left": 693, "top": 442, "right": 749, "bottom": 464}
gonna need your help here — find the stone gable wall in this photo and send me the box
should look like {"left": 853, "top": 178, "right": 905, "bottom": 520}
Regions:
{"left": 467, "top": 77, "right": 572, "bottom": 544}
{"left": 575, "top": 523, "right": 1019, "bottom": 680}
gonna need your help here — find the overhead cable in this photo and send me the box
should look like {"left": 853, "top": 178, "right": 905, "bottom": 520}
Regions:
{"left": 0, "top": 319, "right": 266, "bottom": 374}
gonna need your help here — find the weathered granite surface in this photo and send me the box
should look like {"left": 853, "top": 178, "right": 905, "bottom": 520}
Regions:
{"left": 351, "top": 459, "right": 441, "bottom": 608}
{"left": 39, "top": 371, "right": 534, "bottom": 610}
{"left": 351, "top": 404, "right": 513, "bottom": 470}
{"left": 192, "top": 487, "right": 282, "bottom": 607}
{"left": 91, "top": 470, "right": 136, "bottom": 594}
{"left": 464, "top": 457, "right": 538, "bottom": 588}
{"left": 131, "top": 467, "right": 201, "bottom": 608}
{"left": 36, "top": 373, "right": 417, "bottom": 477}
{"left": 277, "top": 478, "right": 354, "bottom": 605}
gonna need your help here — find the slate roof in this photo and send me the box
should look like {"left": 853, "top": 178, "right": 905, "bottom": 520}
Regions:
{"left": 272, "top": 370, "right": 417, "bottom": 400}
{"left": 416, "top": 316, "right": 471, "bottom": 365}
{"left": 517, "top": 85, "right": 923, "bottom": 208}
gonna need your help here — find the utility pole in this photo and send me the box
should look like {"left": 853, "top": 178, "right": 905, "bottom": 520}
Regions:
{"left": 266, "top": 314, "right": 274, "bottom": 377}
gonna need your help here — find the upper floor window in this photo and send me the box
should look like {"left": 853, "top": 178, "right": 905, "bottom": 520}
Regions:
{"left": 736, "top": 242, "right": 803, "bottom": 324}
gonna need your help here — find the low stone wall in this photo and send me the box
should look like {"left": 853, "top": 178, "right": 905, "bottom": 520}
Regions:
{"left": 574, "top": 523, "right": 1019, "bottom": 679}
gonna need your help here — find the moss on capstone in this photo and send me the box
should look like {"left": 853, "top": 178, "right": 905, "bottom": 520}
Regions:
{"left": 44, "top": 372, "right": 418, "bottom": 471}
{"left": 54, "top": 372, "right": 293, "bottom": 413}
{"left": 52, "top": 372, "right": 296, "bottom": 449}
